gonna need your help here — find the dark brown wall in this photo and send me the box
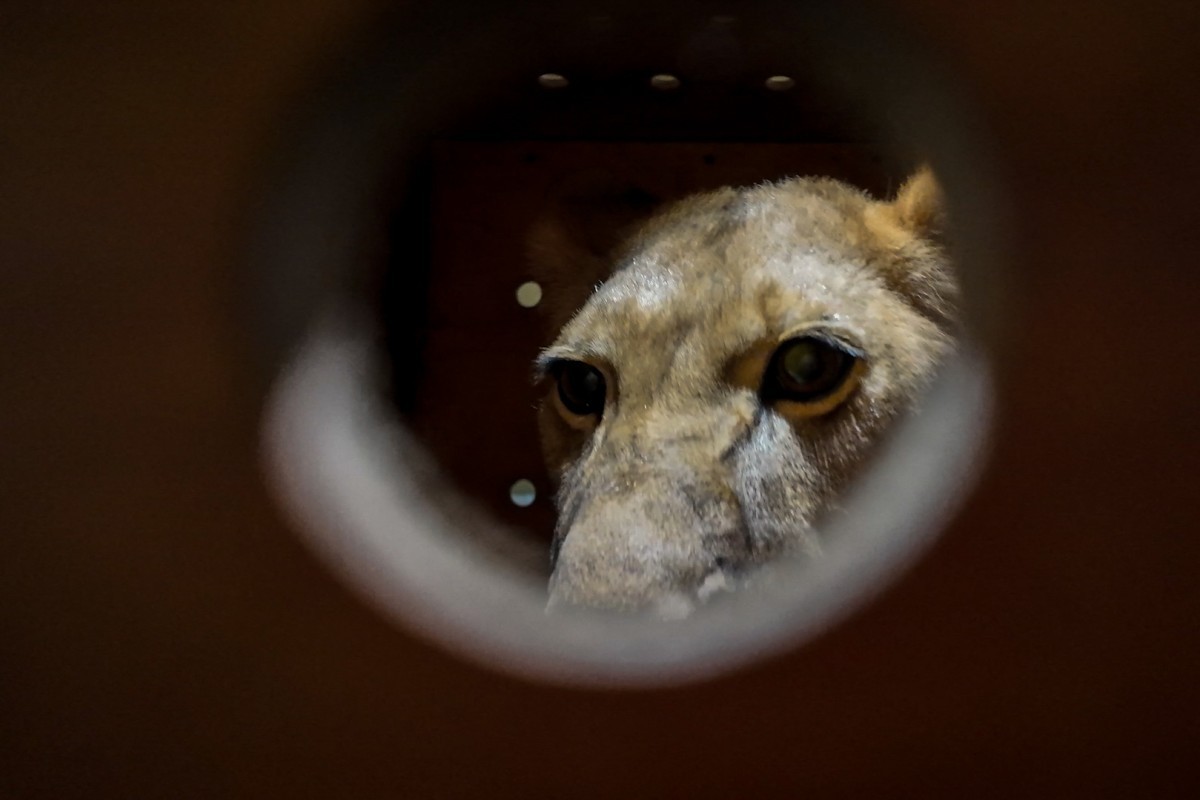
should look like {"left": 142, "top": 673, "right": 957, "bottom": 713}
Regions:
{"left": 2, "top": 2, "right": 1198, "bottom": 797}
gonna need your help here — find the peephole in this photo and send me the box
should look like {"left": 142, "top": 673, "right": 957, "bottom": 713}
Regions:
{"left": 255, "top": 1, "right": 1005, "bottom": 686}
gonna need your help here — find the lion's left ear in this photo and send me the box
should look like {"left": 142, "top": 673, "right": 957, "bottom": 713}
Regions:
{"left": 887, "top": 165, "right": 945, "bottom": 239}
{"left": 865, "top": 166, "right": 958, "bottom": 327}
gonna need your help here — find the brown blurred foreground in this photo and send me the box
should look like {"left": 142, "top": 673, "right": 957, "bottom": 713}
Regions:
{"left": 2, "top": 2, "right": 1199, "bottom": 797}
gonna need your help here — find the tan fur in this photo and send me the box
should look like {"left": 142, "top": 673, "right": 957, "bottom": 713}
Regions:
{"left": 530, "top": 170, "right": 956, "bottom": 614}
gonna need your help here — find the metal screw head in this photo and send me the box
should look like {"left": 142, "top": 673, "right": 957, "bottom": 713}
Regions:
{"left": 650, "top": 74, "right": 682, "bottom": 91}
{"left": 538, "top": 73, "right": 569, "bottom": 89}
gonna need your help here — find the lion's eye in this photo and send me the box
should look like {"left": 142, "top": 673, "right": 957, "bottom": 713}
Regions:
{"left": 555, "top": 361, "right": 606, "bottom": 417}
{"left": 763, "top": 335, "right": 860, "bottom": 406}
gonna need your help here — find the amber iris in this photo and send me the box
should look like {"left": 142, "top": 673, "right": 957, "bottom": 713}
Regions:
{"left": 764, "top": 336, "right": 858, "bottom": 404}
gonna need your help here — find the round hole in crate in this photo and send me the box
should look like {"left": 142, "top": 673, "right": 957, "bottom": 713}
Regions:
{"left": 509, "top": 479, "right": 537, "bottom": 507}
{"left": 255, "top": 1, "right": 1007, "bottom": 687}
{"left": 515, "top": 281, "right": 543, "bottom": 308}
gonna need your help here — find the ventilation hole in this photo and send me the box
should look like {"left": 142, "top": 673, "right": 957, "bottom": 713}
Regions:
{"left": 257, "top": 2, "right": 1004, "bottom": 688}
{"left": 515, "top": 281, "right": 543, "bottom": 308}
{"left": 649, "top": 74, "right": 681, "bottom": 91}
{"left": 702, "top": 154, "right": 717, "bottom": 166}
{"left": 538, "top": 73, "right": 569, "bottom": 89}
{"left": 509, "top": 479, "right": 537, "bottom": 507}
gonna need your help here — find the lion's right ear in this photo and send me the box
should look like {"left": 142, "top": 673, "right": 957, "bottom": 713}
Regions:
{"left": 527, "top": 178, "right": 662, "bottom": 336}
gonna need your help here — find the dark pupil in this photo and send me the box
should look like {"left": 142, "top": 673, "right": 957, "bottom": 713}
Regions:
{"left": 557, "top": 362, "right": 605, "bottom": 416}
{"left": 771, "top": 337, "right": 850, "bottom": 401}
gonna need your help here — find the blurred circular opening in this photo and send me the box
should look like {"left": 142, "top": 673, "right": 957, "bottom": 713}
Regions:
{"left": 253, "top": 2, "right": 1007, "bottom": 686}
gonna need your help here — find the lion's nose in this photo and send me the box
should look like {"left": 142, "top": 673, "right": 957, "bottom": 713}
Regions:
{"left": 546, "top": 501, "right": 710, "bottom": 614}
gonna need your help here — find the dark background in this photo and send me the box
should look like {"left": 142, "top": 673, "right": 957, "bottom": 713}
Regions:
{"left": 2, "top": 1, "right": 1199, "bottom": 797}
